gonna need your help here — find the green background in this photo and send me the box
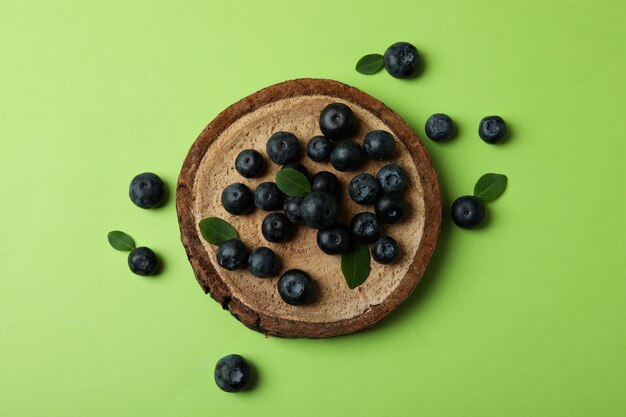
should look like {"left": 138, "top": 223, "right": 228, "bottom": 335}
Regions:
{"left": 1, "top": 0, "right": 625, "bottom": 415}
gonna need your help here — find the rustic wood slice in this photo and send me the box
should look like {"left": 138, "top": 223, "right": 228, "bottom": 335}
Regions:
{"left": 176, "top": 78, "right": 441, "bottom": 338}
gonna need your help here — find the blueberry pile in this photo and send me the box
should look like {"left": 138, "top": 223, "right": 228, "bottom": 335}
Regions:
{"left": 214, "top": 102, "right": 406, "bottom": 304}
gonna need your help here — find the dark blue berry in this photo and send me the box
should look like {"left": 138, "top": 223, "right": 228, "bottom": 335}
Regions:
{"left": 377, "top": 164, "right": 407, "bottom": 193}
{"left": 216, "top": 239, "right": 248, "bottom": 270}
{"left": 371, "top": 236, "right": 400, "bottom": 264}
{"left": 221, "top": 183, "right": 254, "bottom": 215}
{"left": 311, "top": 171, "right": 340, "bottom": 197}
{"left": 479, "top": 116, "right": 507, "bottom": 144}
{"left": 383, "top": 42, "right": 421, "bottom": 79}
{"left": 319, "top": 103, "right": 358, "bottom": 141}
{"left": 266, "top": 131, "right": 301, "bottom": 164}
{"left": 283, "top": 196, "right": 304, "bottom": 224}
{"left": 316, "top": 224, "right": 353, "bottom": 255}
{"left": 127, "top": 246, "right": 158, "bottom": 276}
{"left": 214, "top": 354, "right": 251, "bottom": 393}
{"left": 348, "top": 173, "right": 381, "bottom": 205}
{"left": 129, "top": 172, "right": 164, "bottom": 209}
{"left": 363, "top": 130, "right": 395, "bottom": 160}
{"left": 254, "top": 182, "right": 285, "bottom": 211}
{"left": 451, "top": 195, "right": 485, "bottom": 229}
{"left": 306, "top": 135, "right": 333, "bottom": 162}
{"left": 300, "top": 191, "right": 338, "bottom": 230}
{"left": 247, "top": 247, "right": 280, "bottom": 278}
{"left": 330, "top": 139, "right": 364, "bottom": 172}
{"left": 281, "top": 162, "right": 309, "bottom": 179}
{"left": 277, "top": 269, "right": 314, "bottom": 305}
{"left": 375, "top": 193, "right": 407, "bottom": 224}
{"left": 235, "top": 149, "right": 265, "bottom": 178}
{"left": 349, "top": 212, "right": 380, "bottom": 243}
{"left": 261, "top": 212, "right": 293, "bottom": 242}
{"left": 425, "top": 113, "right": 455, "bottom": 142}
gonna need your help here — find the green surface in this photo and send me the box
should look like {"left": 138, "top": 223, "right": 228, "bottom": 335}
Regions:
{"left": 1, "top": 1, "right": 625, "bottom": 416}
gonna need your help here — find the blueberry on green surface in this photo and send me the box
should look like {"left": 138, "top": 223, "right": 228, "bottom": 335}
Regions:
{"left": 129, "top": 172, "right": 164, "bottom": 209}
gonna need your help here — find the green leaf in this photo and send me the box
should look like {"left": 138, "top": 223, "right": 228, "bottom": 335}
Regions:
{"left": 275, "top": 168, "right": 311, "bottom": 197}
{"left": 107, "top": 230, "right": 136, "bottom": 251}
{"left": 474, "top": 173, "right": 508, "bottom": 202}
{"left": 356, "top": 54, "right": 384, "bottom": 75}
{"left": 341, "top": 244, "right": 371, "bottom": 289}
{"left": 198, "top": 217, "right": 238, "bottom": 245}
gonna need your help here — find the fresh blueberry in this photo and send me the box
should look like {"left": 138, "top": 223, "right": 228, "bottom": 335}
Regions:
{"left": 383, "top": 42, "right": 421, "bottom": 79}
{"left": 247, "top": 247, "right": 280, "bottom": 278}
{"left": 451, "top": 195, "right": 485, "bottom": 229}
{"left": 300, "top": 191, "right": 338, "bottom": 230}
{"left": 254, "top": 182, "right": 286, "bottom": 211}
{"left": 375, "top": 193, "right": 407, "bottom": 224}
{"left": 349, "top": 212, "right": 381, "bottom": 243}
{"left": 425, "top": 113, "right": 455, "bottom": 142}
{"left": 214, "top": 354, "right": 251, "bottom": 393}
{"left": 377, "top": 164, "right": 407, "bottom": 193}
{"left": 129, "top": 172, "right": 165, "bottom": 209}
{"left": 319, "top": 103, "right": 358, "bottom": 141}
{"left": 316, "top": 223, "right": 353, "bottom": 255}
{"left": 330, "top": 139, "right": 364, "bottom": 172}
{"left": 479, "top": 116, "right": 507, "bottom": 144}
{"left": 235, "top": 149, "right": 265, "bottom": 178}
{"left": 348, "top": 173, "right": 381, "bottom": 205}
{"left": 281, "top": 162, "right": 309, "bottom": 179}
{"left": 306, "top": 135, "right": 333, "bottom": 162}
{"left": 311, "top": 171, "right": 340, "bottom": 197}
{"left": 266, "top": 131, "right": 301, "bottom": 164}
{"left": 216, "top": 239, "right": 248, "bottom": 271}
{"left": 371, "top": 236, "right": 400, "bottom": 264}
{"left": 221, "top": 183, "right": 254, "bottom": 215}
{"left": 283, "top": 196, "right": 304, "bottom": 224}
{"left": 127, "top": 246, "right": 158, "bottom": 276}
{"left": 363, "top": 130, "right": 395, "bottom": 160}
{"left": 277, "top": 269, "right": 314, "bottom": 305}
{"left": 261, "top": 212, "right": 294, "bottom": 242}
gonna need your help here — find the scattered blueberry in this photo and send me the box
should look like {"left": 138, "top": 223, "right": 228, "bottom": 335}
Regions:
{"left": 277, "top": 269, "right": 314, "bottom": 305}
{"left": 371, "top": 236, "right": 400, "bottom": 264}
{"left": 383, "top": 42, "right": 421, "bottom": 79}
{"left": 316, "top": 223, "right": 353, "bottom": 255}
{"left": 375, "top": 193, "right": 407, "bottom": 224}
{"left": 377, "top": 164, "right": 407, "bottom": 193}
{"left": 247, "top": 247, "right": 280, "bottom": 278}
{"left": 254, "top": 182, "right": 286, "bottom": 211}
{"left": 235, "top": 149, "right": 265, "bottom": 178}
{"left": 363, "top": 130, "right": 395, "bottom": 160}
{"left": 221, "top": 183, "right": 254, "bottom": 215}
{"left": 283, "top": 196, "right": 304, "bottom": 224}
{"left": 306, "top": 135, "right": 333, "bottom": 162}
{"left": 266, "top": 131, "right": 301, "bottom": 164}
{"left": 451, "top": 195, "right": 485, "bottom": 229}
{"left": 425, "top": 113, "right": 455, "bottom": 142}
{"left": 129, "top": 172, "right": 165, "bottom": 209}
{"left": 214, "top": 354, "right": 251, "bottom": 393}
{"left": 330, "top": 139, "right": 364, "bottom": 172}
{"left": 311, "top": 171, "right": 340, "bottom": 197}
{"left": 300, "top": 191, "right": 338, "bottom": 230}
{"left": 348, "top": 173, "right": 381, "bottom": 204}
{"left": 350, "top": 212, "right": 381, "bottom": 243}
{"left": 319, "top": 103, "right": 358, "bottom": 141}
{"left": 128, "top": 246, "right": 158, "bottom": 276}
{"left": 216, "top": 239, "right": 248, "bottom": 271}
{"left": 478, "top": 116, "right": 507, "bottom": 144}
{"left": 281, "top": 162, "right": 309, "bottom": 179}
{"left": 261, "top": 212, "right": 294, "bottom": 242}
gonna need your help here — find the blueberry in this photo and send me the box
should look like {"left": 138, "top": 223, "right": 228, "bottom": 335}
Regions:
{"left": 281, "top": 162, "right": 309, "bottom": 179}
{"left": 316, "top": 223, "right": 353, "bottom": 255}
{"left": 247, "top": 247, "right": 280, "bottom": 278}
{"left": 127, "top": 246, "right": 158, "bottom": 276}
{"left": 375, "top": 193, "right": 407, "bottom": 224}
{"left": 451, "top": 195, "right": 485, "bottom": 229}
{"left": 349, "top": 212, "right": 381, "bottom": 243}
{"left": 300, "top": 191, "right": 338, "bottom": 230}
{"left": 306, "top": 135, "right": 333, "bottom": 162}
{"left": 129, "top": 172, "right": 165, "bottom": 209}
{"left": 214, "top": 354, "right": 251, "bottom": 393}
{"left": 363, "top": 130, "right": 395, "bottom": 160}
{"left": 311, "top": 171, "right": 340, "bottom": 197}
{"left": 319, "top": 103, "right": 358, "bottom": 141}
{"left": 479, "top": 116, "right": 507, "bottom": 144}
{"left": 277, "top": 269, "right": 314, "bottom": 305}
{"left": 254, "top": 182, "right": 286, "bottom": 211}
{"left": 330, "top": 139, "right": 364, "bottom": 172}
{"left": 425, "top": 113, "right": 455, "bottom": 142}
{"left": 221, "top": 183, "right": 254, "bottom": 215}
{"left": 283, "top": 196, "right": 304, "bottom": 224}
{"left": 371, "top": 236, "right": 400, "bottom": 264}
{"left": 383, "top": 42, "right": 421, "bottom": 79}
{"left": 377, "top": 164, "right": 407, "bottom": 193}
{"left": 266, "top": 131, "right": 301, "bottom": 164}
{"left": 216, "top": 239, "right": 248, "bottom": 271}
{"left": 261, "top": 212, "right": 294, "bottom": 242}
{"left": 235, "top": 149, "right": 265, "bottom": 178}
{"left": 348, "top": 173, "right": 381, "bottom": 204}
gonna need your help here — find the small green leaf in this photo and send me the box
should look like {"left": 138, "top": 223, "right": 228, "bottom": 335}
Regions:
{"left": 275, "top": 168, "right": 311, "bottom": 197}
{"left": 474, "top": 173, "right": 508, "bottom": 202}
{"left": 341, "top": 244, "right": 371, "bottom": 289}
{"left": 356, "top": 54, "right": 384, "bottom": 75}
{"left": 107, "top": 230, "right": 136, "bottom": 251}
{"left": 199, "top": 217, "right": 238, "bottom": 245}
